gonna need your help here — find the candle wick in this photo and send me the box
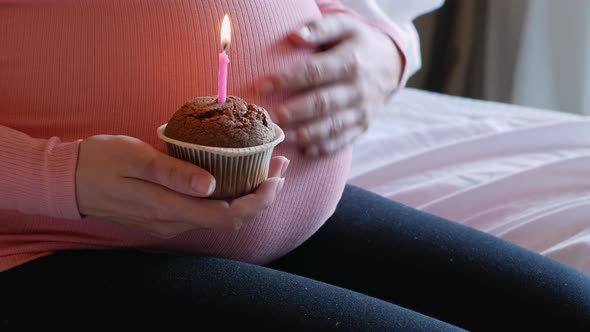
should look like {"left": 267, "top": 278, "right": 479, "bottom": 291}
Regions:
{"left": 222, "top": 42, "right": 230, "bottom": 52}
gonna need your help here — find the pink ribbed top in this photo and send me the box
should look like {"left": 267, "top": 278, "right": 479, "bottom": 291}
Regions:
{"left": 0, "top": 0, "right": 404, "bottom": 272}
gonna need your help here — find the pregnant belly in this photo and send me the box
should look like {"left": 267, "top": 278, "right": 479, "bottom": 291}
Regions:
{"left": 0, "top": 0, "right": 351, "bottom": 264}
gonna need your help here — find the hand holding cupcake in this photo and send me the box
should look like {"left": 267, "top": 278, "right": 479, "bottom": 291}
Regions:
{"left": 76, "top": 133, "right": 288, "bottom": 235}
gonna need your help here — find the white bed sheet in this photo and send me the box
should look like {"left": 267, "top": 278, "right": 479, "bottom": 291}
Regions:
{"left": 349, "top": 88, "right": 590, "bottom": 274}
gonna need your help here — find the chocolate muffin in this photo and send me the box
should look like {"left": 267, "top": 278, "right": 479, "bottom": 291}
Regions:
{"left": 164, "top": 96, "right": 275, "bottom": 148}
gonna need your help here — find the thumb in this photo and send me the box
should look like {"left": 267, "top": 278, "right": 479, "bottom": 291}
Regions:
{"left": 134, "top": 151, "right": 216, "bottom": 197}
{"left": 289, "top": 14, "right": 356, "bottom": 47}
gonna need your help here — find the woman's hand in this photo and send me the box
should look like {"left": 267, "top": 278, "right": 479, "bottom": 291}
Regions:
{"left": 76, "top": 135, "right": 288, "bottom": 238}
{"left": 258, "top": 14, "right": 401, "bottom": 157}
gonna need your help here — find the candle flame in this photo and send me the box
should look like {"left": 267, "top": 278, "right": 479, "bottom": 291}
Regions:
{"left": 220, "top": 14, "right": 231, "bottom": 51}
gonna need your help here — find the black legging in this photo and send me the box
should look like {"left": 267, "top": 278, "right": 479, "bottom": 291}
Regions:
{"left": 1, "top": 186, "right": 589, "bottom": 331}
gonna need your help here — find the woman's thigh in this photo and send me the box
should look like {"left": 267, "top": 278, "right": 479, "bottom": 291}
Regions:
{"left": 0, "top": 250, "right": 460, "bottom": 332}
{"left": 268, "top": 185, "right": 590, "bottom": 331}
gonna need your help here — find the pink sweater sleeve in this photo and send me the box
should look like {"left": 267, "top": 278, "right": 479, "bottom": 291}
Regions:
{"left": 0, "top": 125, "right": 82, "bottom": 220}
{"left": 314, "top": 0, "right": 409, "bottom": 87}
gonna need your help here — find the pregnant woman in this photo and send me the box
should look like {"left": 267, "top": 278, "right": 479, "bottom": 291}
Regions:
{"left": 1, "top": 1, "right": 589, "bottom": 330}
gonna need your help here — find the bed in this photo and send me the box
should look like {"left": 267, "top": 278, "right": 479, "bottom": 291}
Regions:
{"left": 349, "top": 88, "right": 590, "bottom": 274}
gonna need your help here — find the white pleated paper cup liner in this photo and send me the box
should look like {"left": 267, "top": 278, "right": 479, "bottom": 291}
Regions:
{"left": 157, "top": 123, "right": 285, "bottom": 199}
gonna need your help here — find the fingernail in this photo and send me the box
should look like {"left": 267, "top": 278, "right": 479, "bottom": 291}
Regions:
{"left": 284, "top": 130, "right": 297, "bottom": 143}
{"left": 298, "top": 129, "right": 310, "bottom": 144}
{"left": 280, "top": 159, "right": 290, "bottom": 177}
{"left": 297, "top": 26, "right": 313, "bottom": 42}
{"left": 277, "top": 106, "right": 290, "bottom": 124}
{"left": 306, "top": 146, "right": 319, "bottom": 158}
{"left": 269, "top": 111, "right": 279, "bottom": 123}
{"left": 276, "top": 178, "right": 285, "bottom": 195}
{"left": 192, "top": 176, "right": 215, "bottom": 196}
{"left": 259, "top": 80, "right": 275, "bottom": 95}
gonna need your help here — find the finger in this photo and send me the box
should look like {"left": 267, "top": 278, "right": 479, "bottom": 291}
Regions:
{"left": 303, "top": 125, "right": 366, "bottom": 158}
{"left": 117, "top": 177, "right": 235, "bottom": 231}
{"left": 258, "top": 46, "right": 359, "bottom": 95}
{"left": 229, "top": 177, "right": 285, "bottom": 230}
{"left": 131, "top": 150, "right": 216, "bottom": 197}
{"left": 276, "top": 83, "right": 362, "bottom": 126}
{"left": 120, "top": 158, "right": 289, "bottom": 232}
{"left": 119, "top": 175, "right": 286, "bottom": 232}
{"left": 286, "top": 109, "right": 363, "bottom": 145}
{"left": 269, "top": 156, "right": 290, "bottom": 178}
{"left": 290, "top": 14, "right": 358, "bottom": 47}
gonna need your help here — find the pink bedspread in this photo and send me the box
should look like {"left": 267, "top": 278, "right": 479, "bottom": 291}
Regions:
{"left": 349, "top": 89, "right": 590, "bottom": 274}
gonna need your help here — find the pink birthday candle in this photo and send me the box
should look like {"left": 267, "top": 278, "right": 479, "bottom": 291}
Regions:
{"left": 218, "top": 14, "right": 231, "bottom": 104}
